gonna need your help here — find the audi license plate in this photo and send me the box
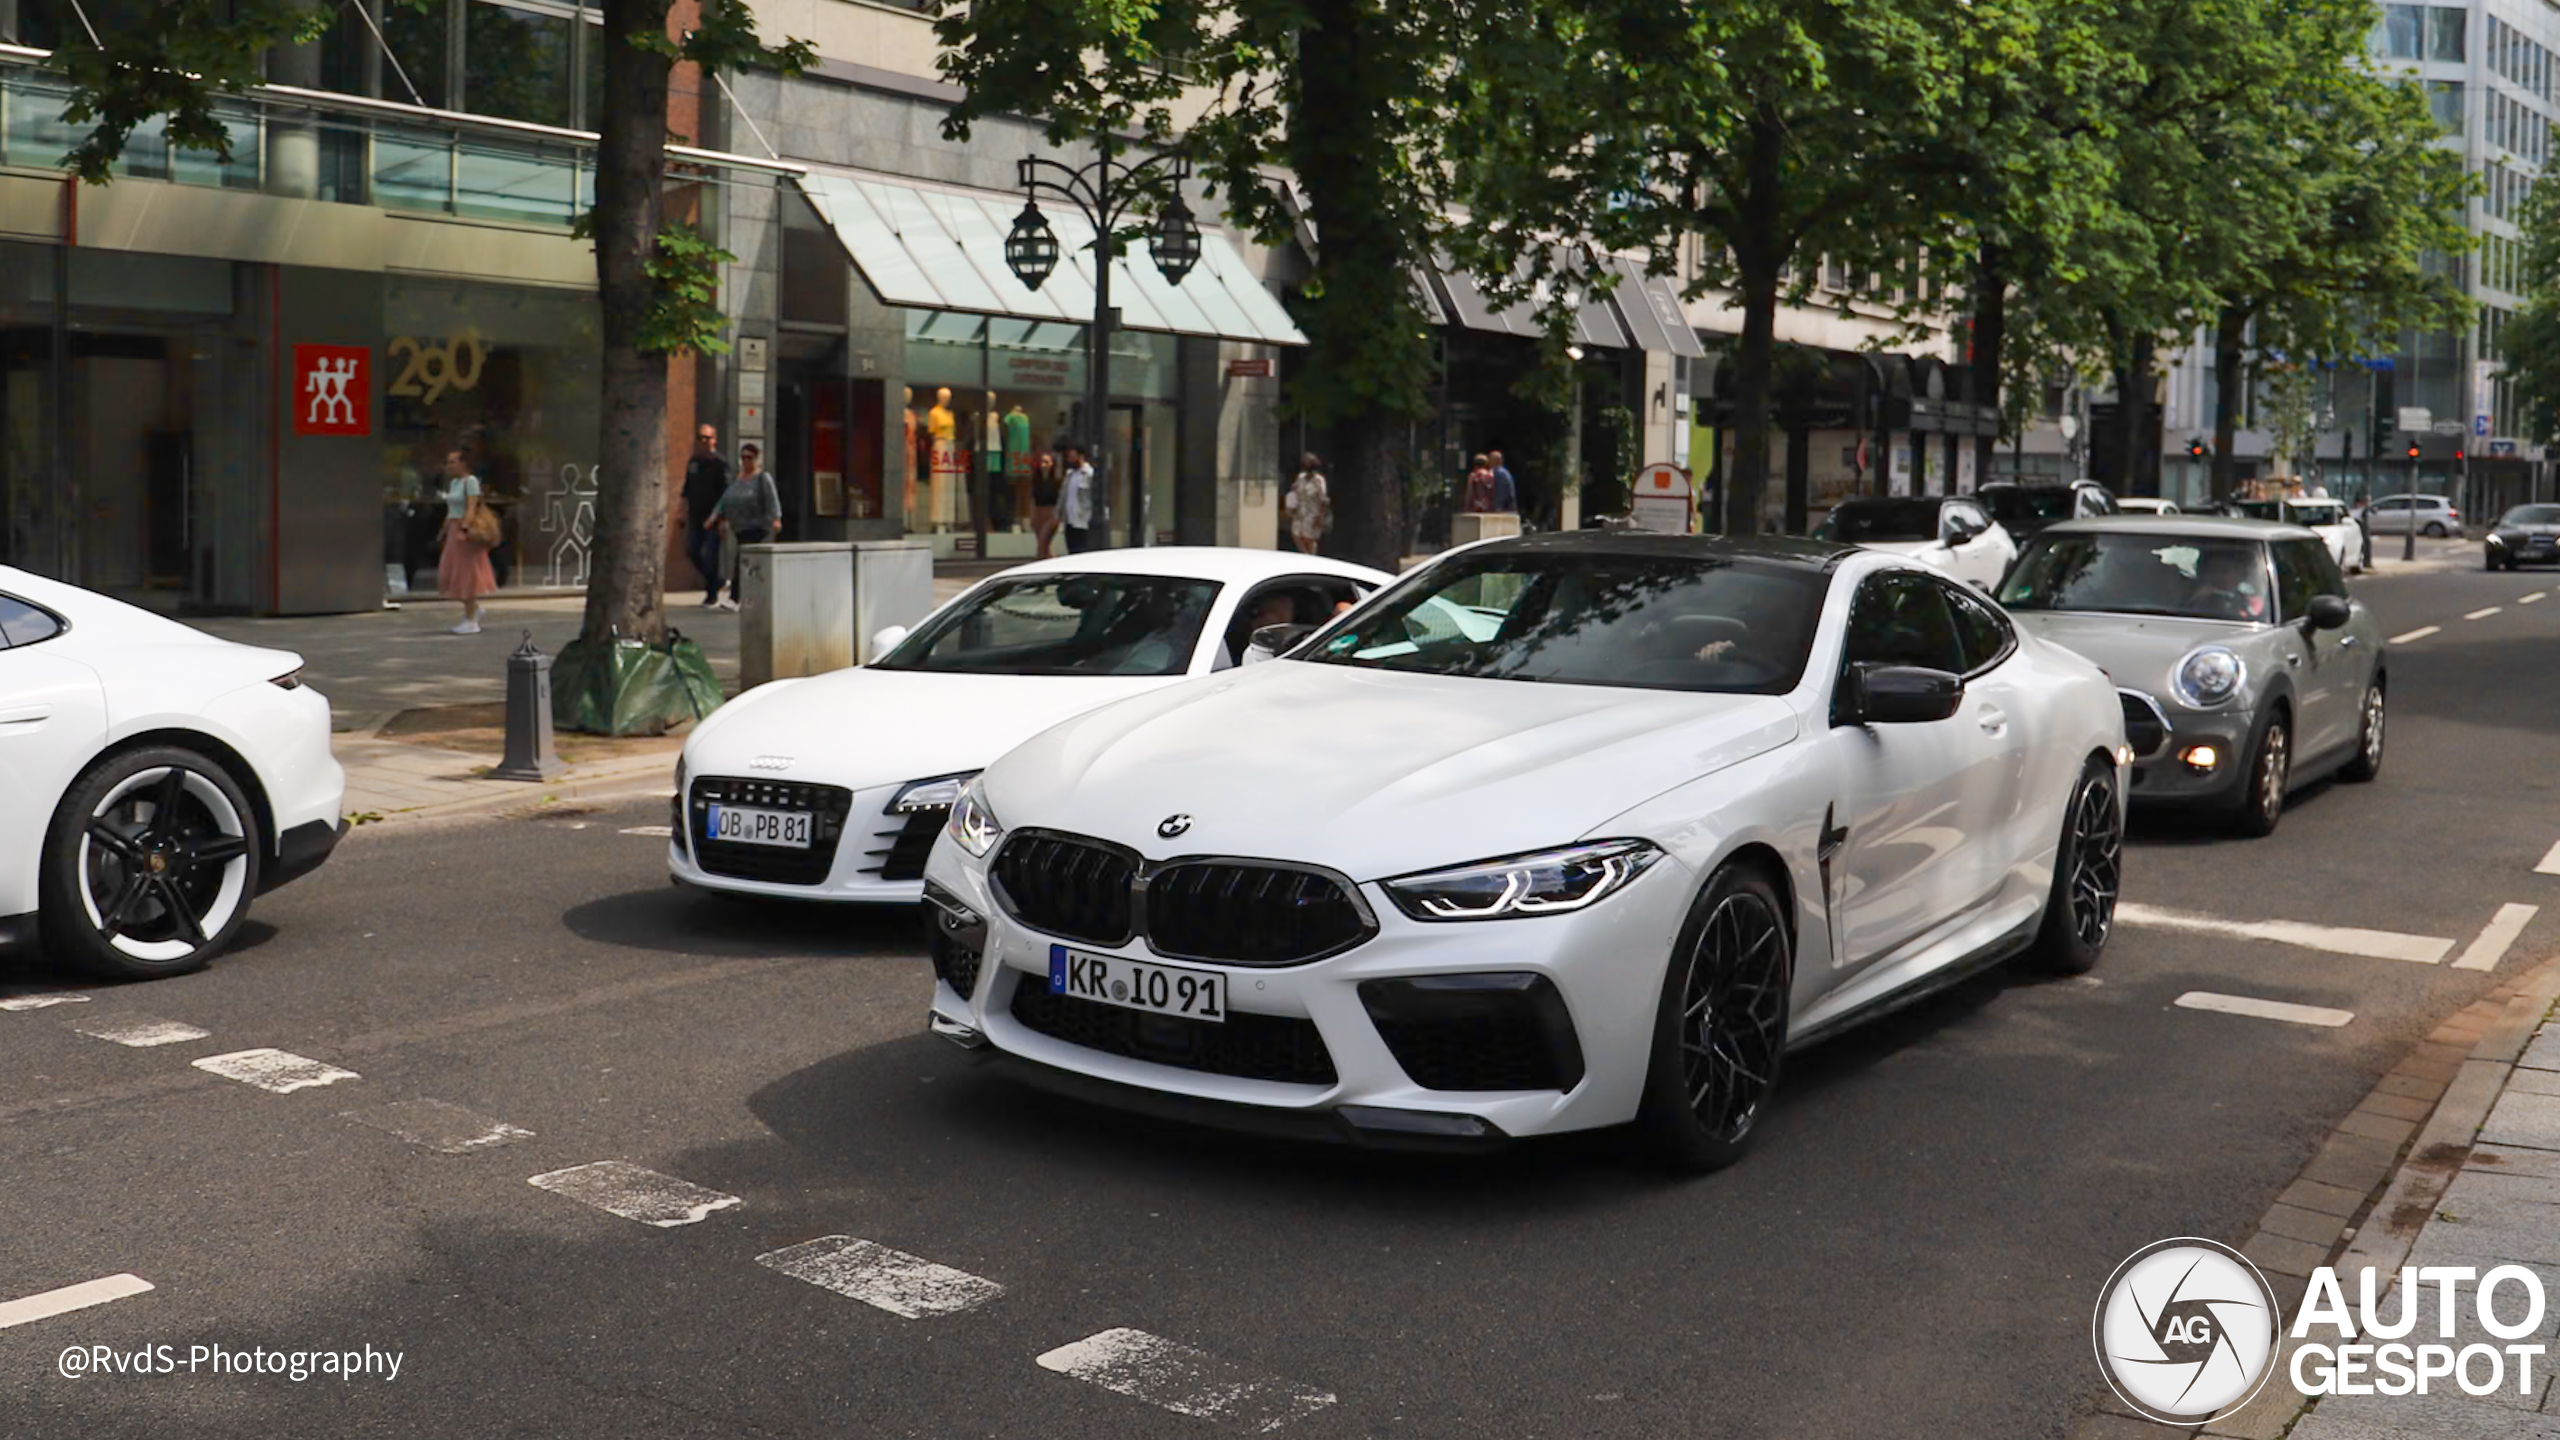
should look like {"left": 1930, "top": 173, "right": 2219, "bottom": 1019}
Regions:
{"left": 705, "top": 803, "right": 811, "bottom": 849}
{"left": 1050, "top": 944, "right": 1225, "bottom": 1022}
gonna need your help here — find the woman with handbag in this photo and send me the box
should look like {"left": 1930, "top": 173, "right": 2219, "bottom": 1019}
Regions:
{"left": 436, "top": 448, "right": 498, "bottom": 635}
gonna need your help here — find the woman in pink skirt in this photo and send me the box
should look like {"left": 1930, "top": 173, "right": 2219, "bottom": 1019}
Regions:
{"left": 435, "top": 448, "right": 496, "bottom": 634}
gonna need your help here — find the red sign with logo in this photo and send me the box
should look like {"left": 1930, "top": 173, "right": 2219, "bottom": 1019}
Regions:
{"left": 292, "top": 344, "right": 370, "bottom": 436}
{"left": 1226, "top": 358, "right": 1274, "bottom": 378}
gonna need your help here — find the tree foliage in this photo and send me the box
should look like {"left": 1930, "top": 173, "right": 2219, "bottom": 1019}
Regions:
{"left": 2497, "top": 186, "right": 2560, "bottom": 444}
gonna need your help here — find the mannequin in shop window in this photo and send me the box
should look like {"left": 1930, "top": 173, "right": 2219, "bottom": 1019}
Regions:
{"left": 902, "top": 387, "right": 919, "bottom": 521}
{"left": 928, "top": 387, "right": 959, "bottom": 529}
{"left": 1003, "top": 403, "right": 1032, "bottom": 530}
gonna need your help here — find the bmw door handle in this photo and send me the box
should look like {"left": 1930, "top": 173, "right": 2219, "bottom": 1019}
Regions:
{"left": 1977, "top": 707, "right": 2008, "bottom": 735}
{"left": 0, "top": 704, "right": 50, "bottom": 726}
{"left": 2339, "top": 634, "right": 2359, "bottom": 648}
{"left": 2285, "top": 652, "right": 2303, "bottom": 668}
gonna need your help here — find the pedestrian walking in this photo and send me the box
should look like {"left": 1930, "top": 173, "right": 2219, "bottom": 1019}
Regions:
{"left": 435, "top": 448, "right": 497, "bottom": 634}
{"left": 1285, "top": 453, "right": 1331, "bottom": 555}
{"left": 1030, "top": 451, "right": 1064, "bottom": 559}
{"left": 711, "top": 442, "right": 782, "bottom": 609}
{"left": 1463, "top": 453, "right": 1497, "bottom": 514}
{"left": 1489, "top": 449, "right": 1518, "bottom": 512}
{"left": 682, "top": 423, "right": 730, "bottom": 607}
{"left": 1060, "top": 444, "right": 1097, "bottom": 554}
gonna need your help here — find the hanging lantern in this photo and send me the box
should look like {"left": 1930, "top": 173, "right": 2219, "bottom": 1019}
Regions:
{"left": 1152, "top": 193, "right": 1202, "bottom": 285}
{"left": 1005, "top": 199, "right": 1060, "bottom": 291}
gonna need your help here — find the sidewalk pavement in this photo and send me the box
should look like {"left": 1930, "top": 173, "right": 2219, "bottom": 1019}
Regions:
{"left": 195, "top": 580, "right": 974, "bottom": 826}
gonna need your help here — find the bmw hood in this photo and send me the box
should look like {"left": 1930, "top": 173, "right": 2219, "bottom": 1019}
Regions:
{"left": 980, "top": 660, "right": 1801, "bottom": 880}
{"left": 2009, "top": 611, "right": 2260, "bottom": 695}
{"left": 685, "top": 666, "right": 1176, "bottom": 793}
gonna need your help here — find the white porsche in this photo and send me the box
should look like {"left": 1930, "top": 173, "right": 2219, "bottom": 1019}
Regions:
{"left": 923, "top": 531, "right": 2130, "bottom": 1171}
{"left": 668, "top": 548, "right": 1390, "bottom": 903}
{"left": 0, "top": 568, "right": 345, "bottom": 981}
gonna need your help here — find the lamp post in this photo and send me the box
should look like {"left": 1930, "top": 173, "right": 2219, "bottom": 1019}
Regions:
{"left": 1004, "top": 149, "right": 1202, "bottom": 549}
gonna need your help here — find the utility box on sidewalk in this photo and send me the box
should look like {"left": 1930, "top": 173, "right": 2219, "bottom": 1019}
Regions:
{"left": 851, "top": 539, "right": 935, "bottom": 664}
{"left": 738, "top": 542, "right": 855, "bottom": 690}
{"left": 1451, "top": 512, "right": 1522, "bottom": 546}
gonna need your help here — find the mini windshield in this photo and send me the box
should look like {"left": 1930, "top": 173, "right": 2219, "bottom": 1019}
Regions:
{"left": 1816, "top": 500, "right": 1940, "bottom": 544}
{"left": 875, "top": 573, "right": 1221, "bottom": 677}
{"left": 1294, "top": 551, "right": 1828, "bottom": 694}
{"left": 2504, "top": 505, "right": 2560, "bottom": 526}
{"left": 2001, "top": 533, "right": 2272, "bottom": 623}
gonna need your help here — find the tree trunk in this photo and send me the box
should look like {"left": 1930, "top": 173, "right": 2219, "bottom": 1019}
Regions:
{"left": 1968, "top": 244, "right": 2007, "bottom": 486}
{"left": 581, "top": 0, "right": 675, "bottom": 647}
{"left": 2210, "top": 303, "right": 2247, "bottom": 503}
{"left": 1721, "top": 109, "right": 1787, "bottom": 536}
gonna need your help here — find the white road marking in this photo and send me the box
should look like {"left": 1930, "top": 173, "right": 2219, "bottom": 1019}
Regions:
{"left": 191, "top": 1049, "right": 360, "bottom": 1093}
{"left": 2115, "top": 903, "right": 2453, "bottom": 964}
{"left": 620, "top": 825, "right": 673, "bottom": 838}
{"left": 2454, "top": 903, "right": 2541, "bottom": 972}
{"left": 0, "top": 1274, "right": 153, "bottom": 1331}
{"left": 71, "top": 1017, "right": 210, "bottom": 1048}
{"left": 2467, "top": 606, "right": 2505, "bottom": 620}
{"left": 2389, "top": 626, "right": 2442, "bottom": 644}
{"left": 756, "top": 1236, "right": 1004, "bottom": 1319}
{"left": 528, "top": 1161, "right": 739, "bottom": 1227}
{"left": 2536, "top": 840, "right": 2560, "bottom": 876}
{"left": 342, "top": 1098, "right": 534, "bottom": 1154}
{"left": 2175, "top": 992, "right": 2355, "bottom": 1028}
{"left": 1037, "top": 1329, "right": 1336, "bottom": 1432}
{"left": 2523, "top": 592, "right": 2548, "bottom": 604}
{"left": 0, "top": 994, "right": 89, "bottom": 1011}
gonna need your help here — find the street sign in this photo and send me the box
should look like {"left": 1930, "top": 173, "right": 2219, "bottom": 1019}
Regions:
{"left": 2430, "top": 419, "right": 2463, "bottom": 436}
{"left": 2492, "top": 439, "right": 2520, "bottom": 457}
{"left": 2397, "top": 406, "right": 2433, "bottom": 432}
{"left": 1629, "top": 463, "right": 1693, "bottom": 534}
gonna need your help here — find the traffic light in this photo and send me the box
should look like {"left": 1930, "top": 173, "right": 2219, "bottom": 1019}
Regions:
{"left": 2187, "top": 438, "right": 2207, "bottom": 459}
{"left": 2371, "top": 410, "right": 2392, "bottom": 452}
{"left": 2406, "top": 441, "right": 2421, "bottom": 460}
{"left": 2456, "top": 446, "right": 2466, "bottom": 463}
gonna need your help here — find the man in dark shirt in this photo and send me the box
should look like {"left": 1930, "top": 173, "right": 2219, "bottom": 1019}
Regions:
{"left": 1489, "top": 449, "right": 1519, "bottom": 513}
{"left": 681, "top": 424, "right": 730, "bottom": 606}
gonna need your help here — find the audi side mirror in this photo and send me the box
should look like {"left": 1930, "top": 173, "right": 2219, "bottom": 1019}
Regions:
{"left": 1834, "top": 662, "right": 1966, "bottom": 727}
{"left": 2304, "top": 595, "right": 2351, "bottom": 632}
{"left": 1250, "top": 622, "right": 1318, "bottom": 656}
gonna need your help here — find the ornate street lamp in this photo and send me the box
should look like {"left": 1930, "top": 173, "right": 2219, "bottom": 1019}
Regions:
{"left": 1005, "top": 148, "right": 1202, "bottom": 547}
{"left": 1005, "top": 200, "right": 1060, "bottom": 292}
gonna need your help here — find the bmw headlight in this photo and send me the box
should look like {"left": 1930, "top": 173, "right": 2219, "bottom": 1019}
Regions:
{"left": 893, "top": 772, "right": 978, "bottom": 814}
{"left": 1383, "top": 839, "right": 1662, "bottom": 921}
{"left": 946, "top": 780, "right": 1004, "bottom": 858}
{"left": 2170, "top": 646, "right": 2246, "bottom": 709}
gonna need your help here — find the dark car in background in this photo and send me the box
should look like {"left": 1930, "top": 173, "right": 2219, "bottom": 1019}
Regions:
{"left": 2485, "top": 504, "right": 2560, "bottom": 570}
{"left": 1979, "top": 480, "right": 2118, "bottom": 542}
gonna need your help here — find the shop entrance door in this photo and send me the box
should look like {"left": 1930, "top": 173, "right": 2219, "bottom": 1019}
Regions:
{"left": 1106, "top": 402, "right": 1146, "bottom": 548}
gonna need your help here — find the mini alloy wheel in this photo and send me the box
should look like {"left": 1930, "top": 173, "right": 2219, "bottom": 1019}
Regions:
{"left": 2231, "top": 717, "right": 2289, "bottom": 838}
{"left": 2341, "top": 683, "right": 2384, "bottom": 782}
{"left": 41, "top": 748, "right": 261, "bottom": 980}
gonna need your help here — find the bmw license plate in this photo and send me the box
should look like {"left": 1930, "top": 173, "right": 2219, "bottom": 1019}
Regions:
{"left": 1050, "top": 944, "right": 1225, "bottom": 1023}
{"left": 705, "top": 803, "right": 811, "bottom": 849}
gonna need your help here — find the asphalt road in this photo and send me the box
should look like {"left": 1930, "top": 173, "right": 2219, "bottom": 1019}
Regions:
{"left": 3, "top": 537, "right": 2555, "bottom": 1440}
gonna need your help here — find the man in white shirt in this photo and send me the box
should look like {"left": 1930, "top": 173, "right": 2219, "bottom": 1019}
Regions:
{"left": 1060, "top": 444, "right": 1098, "bottom": 553}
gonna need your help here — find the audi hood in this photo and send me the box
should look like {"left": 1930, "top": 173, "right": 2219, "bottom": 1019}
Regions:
{"left": 977, "top": 660, "right": 1802, "bottom": 880}
{"left": 685, "top": 666, "right": 1183, "bottom": 793}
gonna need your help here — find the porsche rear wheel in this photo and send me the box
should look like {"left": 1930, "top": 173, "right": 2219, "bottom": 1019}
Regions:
{"left": 1634, "top": 861, "right": 1792, "bottom": 1175}
{"left": 39, "top": 746, "right": 262, "bottom": 981}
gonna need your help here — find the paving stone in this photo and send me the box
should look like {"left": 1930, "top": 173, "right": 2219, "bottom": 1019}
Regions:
{"left": 2285, "top": 1178, "right": 2375, "bottom": 1217}
{"left": 2511, "top": 1069, "right": 2560, "bottom": 1099}
{"left": 2264, "top": 1202, "right": 2351, "bottom": 1247}
{"left": 2471, "top": 1147, "right": 2560, "bottom": 1181}
{"left": 2360, "top": 1093, "right": 2441, "bottom": 1123}
{"left": 2297, "top": 1385, "right": 2560, "bottom": 1438}
{"left": 2518, "top": 1029, "right": 2560, "bottom": 1073}
{"left": 2068, "top": 1414, "right": 2194, "bottom": 1439}
{"left": 2338, "top": 1111, "right": 2421, "bottom": 1146}
{"left": 2378, "top": 1072, "right": 2452, "bottom": 1103}
{"left": 2203, "top": 1335, "right": 2318, "bottom": 1440}
{"left": 2481, "top": 1092, "right": 2560, "bottom": 1153}
{"left": 2442, "top": 1170, "right": 2560, "bottom": 1214}
{"left": 2391, "top": 1058, "right": 2466, "bottom": 1086}
{"left": 2305, "top": 1149, "right": 2400, "bottom": 1194}
{"left": 2246, "top": 1230, "right": 2336, "bottom": 1279}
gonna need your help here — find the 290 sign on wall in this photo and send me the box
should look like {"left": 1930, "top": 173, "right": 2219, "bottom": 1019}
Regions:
{"left": 387, "top": 331, "right": 486, "bottom": 405}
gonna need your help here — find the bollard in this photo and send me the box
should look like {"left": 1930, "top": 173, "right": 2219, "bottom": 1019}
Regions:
{"left": 490, "top": 630, "right": 565, "bottom": 782}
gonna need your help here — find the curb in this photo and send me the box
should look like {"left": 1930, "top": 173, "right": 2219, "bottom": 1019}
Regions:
{"left": 341, "top": 752, "right": 677, "bottom": 832}
{"left": 2071, "top": 950, "right": 2560, "bottom": 1440}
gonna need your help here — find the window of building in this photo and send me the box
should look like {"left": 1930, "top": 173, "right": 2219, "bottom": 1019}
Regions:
{"left": 2428, "top": 80, "right": 2465, "bottom": 136}
{"left": 2428, "top": 6, "right": 2465, "bottom": 61}
{"left": 2376, "top": 4, "right": 2425, "bottom": 60}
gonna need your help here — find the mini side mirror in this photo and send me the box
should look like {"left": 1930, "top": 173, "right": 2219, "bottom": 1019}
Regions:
{"left": 2305, "top": 595, "right": 2351, "bottom": 632}
{"left": 1834, "top": 662, "right": 1966, "bottom": 727}
{"left": 1250, "top": 621, "right": 1318, "bottom": 656}
{"left": 869, "top": 624, "right": 910, "bottom": 659}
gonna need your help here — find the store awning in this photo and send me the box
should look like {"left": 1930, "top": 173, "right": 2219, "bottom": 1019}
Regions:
{"left": 793, "top": 171, "right": 1306, "bottom": 347}
{"left": 1428, "top": 253, "right": 1701, "bottom": 359}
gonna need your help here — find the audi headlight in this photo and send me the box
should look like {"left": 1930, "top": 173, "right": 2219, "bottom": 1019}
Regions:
{"left": 893, "top": 772, "right": 977, "bottom": 814}
{"left": 1383, "top": 839, "right": 1662, "bottom": 921}
{"left": 946, "top": 780, "right": 1004, "bottom": 858}
{"left": 2170, "top": 646, "right": 2246, "bottom": 709}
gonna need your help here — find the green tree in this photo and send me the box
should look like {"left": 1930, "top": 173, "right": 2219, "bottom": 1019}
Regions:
{"left": 40, "top": 0, "right": 807, "bottom": 675}
{"left": 937, "top": 0, "right": 1462, "bottom": 569}
{"left": 2503, "top": 184, "right": 2560, "bottom": 443}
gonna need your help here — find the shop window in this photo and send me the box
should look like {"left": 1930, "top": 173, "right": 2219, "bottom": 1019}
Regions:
{"left": 464, "top": 0, "right": 574, "bottom": 128}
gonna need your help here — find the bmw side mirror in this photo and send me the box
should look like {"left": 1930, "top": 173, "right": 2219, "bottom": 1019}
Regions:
{"left": 2304, "top": 595, "right": 2351, "bottom": 632}
{"left": 869, "top": 624, "right": 909, "bottom": 660}
{"left": 1834, "top": 662, "right": 1966, "bottom": 727}
{"left": 1251, "top": 622, "right": 1318, "bottom": 656}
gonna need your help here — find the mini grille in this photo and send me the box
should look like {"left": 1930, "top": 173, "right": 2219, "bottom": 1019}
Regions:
{"left": 687, "top": 777, "right": 853, "bottom": 885}
{"left": 1009, "top": 979, "right": 1337, "bottom": 1085}
{"left": 2119, "top": 691, "right": 2171, "bottom": 761}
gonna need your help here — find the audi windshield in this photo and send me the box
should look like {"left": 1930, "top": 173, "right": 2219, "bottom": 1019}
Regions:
{"left": 875, "top": 574, "right": 1220, "bottom": 677}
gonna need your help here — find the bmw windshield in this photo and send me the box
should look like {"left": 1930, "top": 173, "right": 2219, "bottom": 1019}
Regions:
{"left": 1815, "top": 500, "right": 1940, "bottom": 543}
{"left": 1294, "top": 552, "right": 1826, "bottom": 694}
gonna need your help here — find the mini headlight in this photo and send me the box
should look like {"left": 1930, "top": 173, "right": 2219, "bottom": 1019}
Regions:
{"left": 946, "top": 781, "right": 1004, "bottom": 858}
{"left": 892, "top": 772, "right": 977, "bottom": 814}
{"left": 1383, "top": 839, "right": 1662, "bottom": 921}
{"left": 2170, "top": 646, "right": 2245, "bottom": 709}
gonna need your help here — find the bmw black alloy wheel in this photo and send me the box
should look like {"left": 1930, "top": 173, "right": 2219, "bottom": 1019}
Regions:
{"left": 1678, "top": 889, "right": 1790, "bottom": 1144}
{"left": 2068, "top": 773, "right": 2123, "bottom": 949}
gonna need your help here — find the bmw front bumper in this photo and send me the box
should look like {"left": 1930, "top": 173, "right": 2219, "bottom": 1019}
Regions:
{"left": 921, "top": 837, "right": 1697, "bottom": 1144}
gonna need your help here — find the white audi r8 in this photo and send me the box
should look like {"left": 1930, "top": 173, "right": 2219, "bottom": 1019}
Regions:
{"left": 668, "top": 548, "right": 1390, "bottom": 904}
{"left": 923, "top": 532, "right": 2130, "bottom": 1171}
{"left": 0, "top": 568, "right": 346, "bottom": 981}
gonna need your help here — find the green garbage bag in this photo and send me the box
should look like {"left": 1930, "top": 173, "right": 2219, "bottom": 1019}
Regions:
{"left": 554, "top": 629, "right": 725, "bottom": 736}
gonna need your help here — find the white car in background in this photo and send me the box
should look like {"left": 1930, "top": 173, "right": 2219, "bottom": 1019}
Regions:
{"left": 1811, "top": 496, "right": 2016, "bottom": 590}
{"left": 2116, "top": 498, "right": 2180, "bottom": 516}
{"left": 923, "top": 532, "right": 2128, "bottom": 1172}
{"left": 0, "top": 568, "right": 345, "bottom": 980}
{"left": 669, "top": 548, "right": 1389, "bottom": 905}
{"left": 2236, "top": 496, "right": 2360, "bottom": 573}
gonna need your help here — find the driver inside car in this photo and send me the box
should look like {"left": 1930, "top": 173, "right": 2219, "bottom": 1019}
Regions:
{"left": 2183, "top": 547, "right": 2269, "bottom": 622}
